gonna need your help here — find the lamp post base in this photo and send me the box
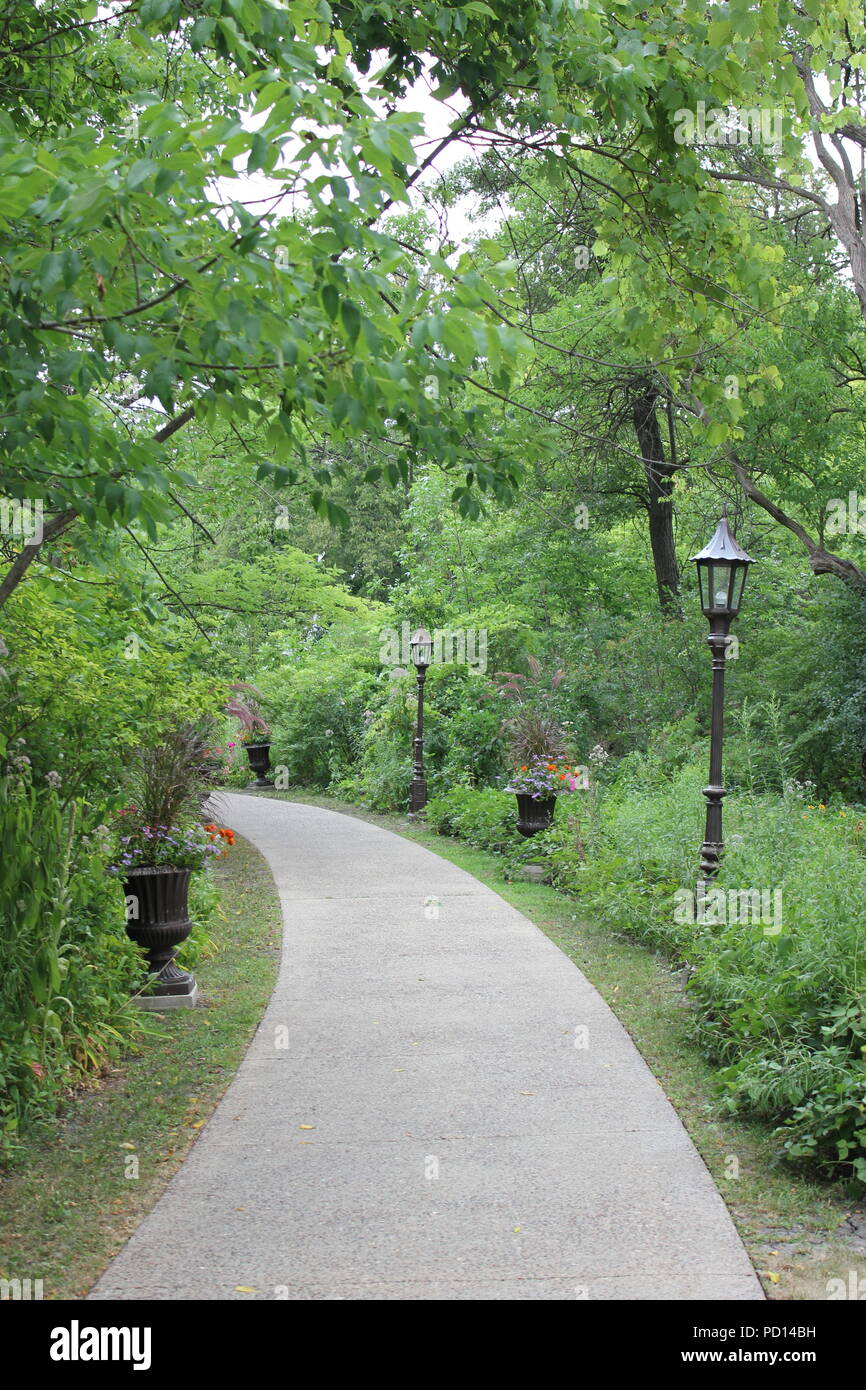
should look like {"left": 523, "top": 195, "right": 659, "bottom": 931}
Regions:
{"left": 409, "top": 779, "right": 428, "bottom": 813}
{"left": 698, "top": 841, "right": 724, "bottom": 881}
{"left": 699, "top": 783, "right": 727, "bottom": 881}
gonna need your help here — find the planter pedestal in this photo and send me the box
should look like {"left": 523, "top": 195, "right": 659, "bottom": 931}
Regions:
{"left": 517, "top": 863, "right": 548, "bottom": 882}
{"left": 515, "top": 793, "right": 557, "bottom": 838}
{"left": 123, "top": 867, "right": 198, "bottom": 1009}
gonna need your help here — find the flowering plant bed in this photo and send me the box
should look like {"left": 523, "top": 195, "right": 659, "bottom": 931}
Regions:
{"left": 204, "top": 823, "right": 236, "bottom": 856}
{"left": 504, "top": 759, "right": 586, "bottom": 798}
{"left": 109, "top": 811, "right": 232, "bottom": 873}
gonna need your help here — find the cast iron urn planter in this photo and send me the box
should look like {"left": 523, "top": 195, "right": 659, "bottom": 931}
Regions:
{"left": 123, "top": 866, "right": 196, "bottom": 1000}
{"left": 515, "top": 793, "right": 557, "bottom": 838}
{"left": 245, "top": 740, "right": 273, "bottom": 787}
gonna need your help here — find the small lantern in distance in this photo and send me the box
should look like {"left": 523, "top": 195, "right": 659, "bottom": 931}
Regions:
{"left": 408, "top": 627, "right": 432, "bottom": 812}
{"left": 409, "top": 627, "right": 433, "bottom": 669}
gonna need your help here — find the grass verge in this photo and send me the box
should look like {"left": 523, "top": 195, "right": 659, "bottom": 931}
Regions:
{"left": 259, "top": 786, "right": 866, "bottom": 1301}
{"left": 0, "top": 833, "right": 281, "bottom": 1299}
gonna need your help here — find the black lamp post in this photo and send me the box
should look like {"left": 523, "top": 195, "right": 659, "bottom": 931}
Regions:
{"left": 691, "top": 510, "right": 754, "bottom": 884}
{"left": 409, "top": 627, "right": 433, "bottom": 813}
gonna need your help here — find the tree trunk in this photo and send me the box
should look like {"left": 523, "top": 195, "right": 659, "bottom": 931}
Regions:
{"left": 632, "top": 384, "right": 682, "bottom": 617}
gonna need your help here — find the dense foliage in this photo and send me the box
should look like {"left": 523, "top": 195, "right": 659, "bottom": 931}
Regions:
{"left": 4, "top": 0, "right": 866, "bottom": 1187}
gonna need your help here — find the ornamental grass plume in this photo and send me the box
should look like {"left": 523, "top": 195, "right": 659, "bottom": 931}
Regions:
{"left": 226, "top": 682, "right": 271, "bottom": 740}
{"left": 126, "top": 723, "right": 215, "bottom": 829}
{"left": 502, "top": 708, "right": 566, "bottom": 766}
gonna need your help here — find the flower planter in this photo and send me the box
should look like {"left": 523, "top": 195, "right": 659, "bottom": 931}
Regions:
{"left": 245, "top": 741, "right": 272, "bottom": 787}
{"left": 123, "top": 866, "right": 196, "bottom": 1003}
{"left": 515, "top": 792, "right": 557, "bottom": 838}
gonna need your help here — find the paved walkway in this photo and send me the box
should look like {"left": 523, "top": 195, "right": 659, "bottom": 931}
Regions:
{"left": 91, "top": 793, "right": 763, "bottom": 1301}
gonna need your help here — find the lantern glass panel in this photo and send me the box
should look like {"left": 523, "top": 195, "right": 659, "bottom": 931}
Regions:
{"left": 710, "top": 562, "right": 732, "bottom": 610}
{"left": 731, "top": 565, "right": 748, "bottom": 614}
{"left": 696, "top": 562, "right": 709, "bottom": 611}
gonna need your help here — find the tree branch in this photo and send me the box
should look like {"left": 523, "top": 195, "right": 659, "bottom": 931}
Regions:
{"left": 728, "top": 448, "right": 866, "bottom": 587}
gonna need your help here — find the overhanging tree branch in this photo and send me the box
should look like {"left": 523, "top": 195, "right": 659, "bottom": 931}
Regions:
{"left": 728, "top": 447, "right": 866, "bottom": 588}
{"left": 0, "top": 403, "right": 199, "bottom": 611}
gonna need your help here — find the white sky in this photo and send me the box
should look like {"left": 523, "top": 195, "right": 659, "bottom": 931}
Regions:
{"left": 219, "top": 64, "right": 499, "bottom": 249}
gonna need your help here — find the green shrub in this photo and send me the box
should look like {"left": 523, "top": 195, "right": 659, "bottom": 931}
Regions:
{"left": 424, "top": 769, "right": 866, "bottom": 1186}
{"left": 425, "top": 786, "right": 517, "bottom": 852}
{"left": 0, "top": 763, "right": 142, "bottom": 1155}
{"left": 263, "top": 650, "right": 379, "bottom": 791}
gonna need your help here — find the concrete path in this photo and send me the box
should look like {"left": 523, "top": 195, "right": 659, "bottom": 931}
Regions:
{"left": 91, "top": 793, "right": 763, "bottom": 1301}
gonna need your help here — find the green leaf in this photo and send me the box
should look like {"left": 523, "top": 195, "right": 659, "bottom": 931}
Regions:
{"left": 247, "top": 131, "right": 269, "bottom": 172}
{"left": 127, "top": 159, "right": 156, "bottom": 190}
{"left": 321, "top": 283, "right": 339, "bottom": 321}
{"left": 340, "top": 299, "right": 361, "bottom": 344}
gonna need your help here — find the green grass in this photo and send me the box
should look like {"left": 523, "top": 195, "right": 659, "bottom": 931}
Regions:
{"left": 259, "top": 786, "right": 866, "bottom": 1300}
{"left": 0, "top": 833, "right": 281, "bottom": 1299}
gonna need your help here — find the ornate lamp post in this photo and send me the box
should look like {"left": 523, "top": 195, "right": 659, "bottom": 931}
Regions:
{"left": 409, "top": 627, "right": 433, "bottom": 813}
{"left": 691, "top": 510, "right": 754, "bottom": 884}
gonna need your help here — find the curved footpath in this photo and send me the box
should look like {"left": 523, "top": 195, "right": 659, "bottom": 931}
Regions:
{"left": 92, "top": 793, "right": 763, "bottom": 1301}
